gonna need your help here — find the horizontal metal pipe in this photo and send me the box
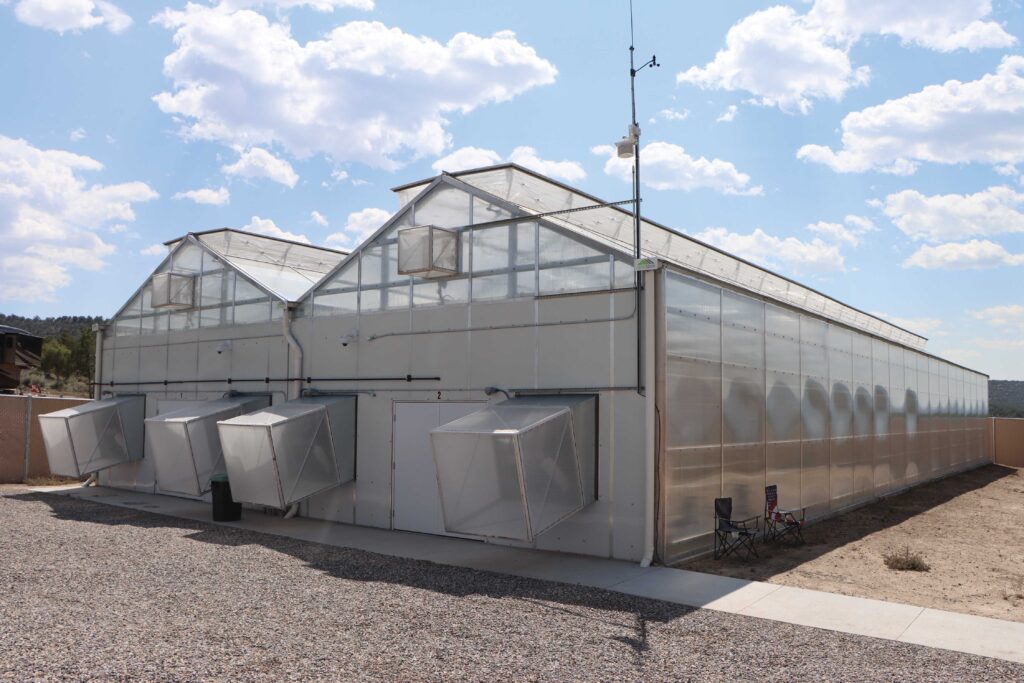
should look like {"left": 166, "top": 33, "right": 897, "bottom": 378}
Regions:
{"left": 91, "top": 375, "right": 441, "bottom": 387}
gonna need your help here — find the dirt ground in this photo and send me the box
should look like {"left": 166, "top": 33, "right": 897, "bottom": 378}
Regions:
{"left": 684, "top": 464, "right": 1024, "bottom": 623}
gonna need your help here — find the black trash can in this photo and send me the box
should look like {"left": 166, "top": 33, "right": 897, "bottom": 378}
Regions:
{"left": 210, "top": 474, "right": 242, "bottom": 522}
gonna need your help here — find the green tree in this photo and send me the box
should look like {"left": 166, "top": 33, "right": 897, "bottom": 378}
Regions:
{"left": 40, "top": 339, "right": 73, "bottom": 380}
{"left": 72, "top": 328, "right": 95, "bottom": 379}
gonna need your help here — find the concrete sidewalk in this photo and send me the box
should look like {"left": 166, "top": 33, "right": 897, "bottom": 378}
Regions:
{"left": 36, "top": 484, "right": 1024, "bottom": 665}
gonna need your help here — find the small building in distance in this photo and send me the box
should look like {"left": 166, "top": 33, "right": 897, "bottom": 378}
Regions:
{"left": 0, "top": 325, "right": 43, "bottom": 392}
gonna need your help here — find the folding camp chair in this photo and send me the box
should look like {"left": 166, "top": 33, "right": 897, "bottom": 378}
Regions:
{"left": 763, "top": 485, "right": 805, "bottom": 545}
{"left": 713, "top": 497, "right": 759, "bottom": 560}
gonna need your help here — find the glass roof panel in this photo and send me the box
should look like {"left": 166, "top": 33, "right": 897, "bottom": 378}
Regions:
{"left": 195, "top": 230, "right": 347, "bottom": 301}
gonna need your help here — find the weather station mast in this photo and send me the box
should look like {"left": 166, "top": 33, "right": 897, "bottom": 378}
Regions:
{"left": 615, "top": 0, "right": 659, "bottom": 395}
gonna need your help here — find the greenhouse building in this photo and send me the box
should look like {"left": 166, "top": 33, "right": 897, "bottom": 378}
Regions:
{"left": 40, "top": 164, "right": 991, "bottom": 563}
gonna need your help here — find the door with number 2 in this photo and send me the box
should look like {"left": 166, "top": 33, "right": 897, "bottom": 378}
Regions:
{"left": 392, "top": 401, "right": 484, "bottom": 535}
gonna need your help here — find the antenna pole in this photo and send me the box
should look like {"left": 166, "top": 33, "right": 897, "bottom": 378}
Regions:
{"left": 627, "top": 0, "right": 658, "bottom": 396}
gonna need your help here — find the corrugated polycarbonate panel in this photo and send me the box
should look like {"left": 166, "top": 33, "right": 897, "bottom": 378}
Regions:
{"left": 905, "top": 352, "right": 921, "bottom": 483}
{"left": 889, "top": 346, "right": 906, "bottom": 487}
{"left": 828, "top": 325, "right": 854, "bottom": 504}
{"left": 657, "top": 267, "right": 990, "bottom": 562}
{"left": 452, "top": 166, "right": 927, "bottom": 349}
{"left": 38, "top": 396, "right": 145, "bottom": 477}
{"left": 721, "top": 291, "right": 765, "bottom": 520}
{"left": 872, "top": 339, "right": 892, "bottom": 494}
{"left": 663, "top": 273, "right": 723, "bottom": 551}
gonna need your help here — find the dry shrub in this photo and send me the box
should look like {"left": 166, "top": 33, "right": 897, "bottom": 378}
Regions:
{"left": 1005, "top": 578, "right": 1024, "bottom": 604}
{"left": 883, "top": 545, "right": 930, "bottom": 572}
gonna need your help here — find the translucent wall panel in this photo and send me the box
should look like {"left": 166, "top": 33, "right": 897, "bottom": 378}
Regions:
{"left": 828, "top": 325, "right": 854, "bottom": 506}
{"left": 872, "top": 339, "right": 892, "bottom": 494}
{"left": 659, "top": 267, "right": 990, "bottom": 562}
{"left": 217, "top": 396, "right": 357, "bottom": 509}
{"left": 800, "top": 316, "right": 829, "bottom": 511}
{"left": 145, "top": 396, "right": 270, "bottom": 497}
{"left": 765, "top": 305, "right": 801, "bottom": 514}
{"left": 431, "top": 397, "right": 595, "bottom": 541}
{"left": 663, "top": 273, "right": 722, "bottom": 555}
{"left": 39, "top": 396, "right": 145, "bottom": 477}
{"left": 905, "top": 351, "right": 920, "bottom": 483}
{"left": 721, "top": 291, "right": 765, "bottom": 521}
{"left": 851, "top": 332, "right": 874, "bottom": 500}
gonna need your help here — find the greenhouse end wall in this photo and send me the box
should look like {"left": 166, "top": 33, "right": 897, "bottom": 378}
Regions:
{"left": 658, "top": 268, "right": 991, "bottom": 563}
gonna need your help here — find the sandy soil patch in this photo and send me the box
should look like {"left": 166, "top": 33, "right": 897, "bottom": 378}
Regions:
{"left": 684, "top": 464, "right": 1024, "bottom": 622}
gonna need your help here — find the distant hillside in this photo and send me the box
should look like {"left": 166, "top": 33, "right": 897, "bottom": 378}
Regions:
{"left": 989, "top": 380, "right": 1024, "bottom": 418}
{"left": 0, "top": 314, "right": 104, "bottom": 339}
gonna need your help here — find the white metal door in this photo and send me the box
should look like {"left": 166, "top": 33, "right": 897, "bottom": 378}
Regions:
{"left": 392, "top": 401, "right": 483, "bottom": 534}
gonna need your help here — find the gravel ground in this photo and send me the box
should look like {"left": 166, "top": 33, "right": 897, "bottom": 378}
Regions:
{"left": 2, "top": 487, "right": 1023, "bottom": 682}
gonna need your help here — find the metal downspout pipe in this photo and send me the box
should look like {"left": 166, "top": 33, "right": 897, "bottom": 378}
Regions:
{"left": 640, "top": 269, "right": 658, "bottom": 567}
{"left": 281, "top": 305, "right": 303, "bottom": 520}
{"left": 281, "top": 305, "right": 303, "bottom": 402}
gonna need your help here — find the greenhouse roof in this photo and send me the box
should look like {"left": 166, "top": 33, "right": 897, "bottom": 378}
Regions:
{"left": 393, "top": 164, "right": 928, "bottom": 350}
{"left": 164, "top": 229, "right": 348, "bottom": 302}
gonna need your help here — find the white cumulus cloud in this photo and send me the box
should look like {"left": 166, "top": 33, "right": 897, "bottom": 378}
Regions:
{"left": 593, "top": 141, "right": 761, "bottom": 196}
{"left": 153, "top": 5, "right": 557, "bottom": 170}
{"left": 11, "top": 0, "right": 131, "bottom": 34}
{"left": 431, "top": 146, "right": 502, "bottom": 174}
{"left": 807, "top": 214, "right": 876, "bottom": 247}
{"left": 310, "top": 210, "right": 328, "bottom": 227}
{"left": 716, "top": 105, "right": 737, "bottom": 123}
{"left": 972, "top": 304, "right": 1024, "bottom": 330}
{"left": 221, "top": 147, "right": 299, "bottom": 188}
{"left": 807, "top": 0, "right": 1015, "bottom": 53}
{"left": 241, "top": 216, "right": 310, "bottom": 243}
{"left": 655, "top": 108, "right": 690, "bottom": 122}
{"left": 678, "top": 1, "right": 1013, "bottom": 114}
{"left": 799, "top": 56, "right": 1024, "bottom": 174}
{"left": 0, "top": 135, "right": 157, "bottom": 302}
{"left": 140, "top": 244, "right": 167, "bottom": 256}
{"left": 326, "top": 207, "right": 391, "bottom": 249}
{"left": 902, "top": 240, "right": 1024, "bottom": 269}
{"left": 220, "top": 0, "right": 374, "bottom": 11}
{"left": 677, "top": 6, "right": 870, "bottom": 114}
{"left": 869, "top": 312, "right": 945, "bottom": 337}
{"left": 880, "top": 185, "right": 1024, "bottom": 242}
{"left": 695, "top": 227, "right": 845, "bottom": 274}
{"left": 431, "top": 145, "right": 585, "bottom": 182}
{"left": 507, "top": 146, "right": 585, "bottom": 182}
{"left": 172, "top": 186, "right": 230, "bottom": 206}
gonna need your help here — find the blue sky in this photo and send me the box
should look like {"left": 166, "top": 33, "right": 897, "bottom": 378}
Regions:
{"left": 1, "top": 0, "right": 1023, "bottom": 379}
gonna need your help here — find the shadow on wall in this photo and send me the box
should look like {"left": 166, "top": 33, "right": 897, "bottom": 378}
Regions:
{"left": 683, "top": 463, "right": 1016, "bottom": 581}
{"left": 7, "top": 490, "right": 688, "bottom": 661}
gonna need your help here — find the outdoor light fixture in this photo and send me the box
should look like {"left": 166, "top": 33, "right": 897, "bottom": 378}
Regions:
{"left": 339, "top": 331, "right": 359, "bottom": 347}
{"left": 216, "top": 340, "right": 232, "bottom": 354}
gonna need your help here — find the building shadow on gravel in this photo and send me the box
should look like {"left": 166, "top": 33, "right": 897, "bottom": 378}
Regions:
{"left": 7, "top": 489, "right": 691, "bottom": 664}
{"left": 683, "top": 463, "right": 1018, "bottom": 581}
